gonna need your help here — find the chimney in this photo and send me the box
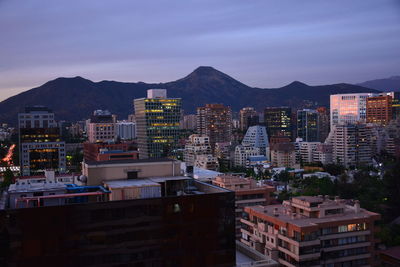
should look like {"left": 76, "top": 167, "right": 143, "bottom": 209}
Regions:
{"left": 354, "top": 200, "right": 360, "bottom": 213}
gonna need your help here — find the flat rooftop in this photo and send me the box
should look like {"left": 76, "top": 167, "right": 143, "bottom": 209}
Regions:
{"left": 85, "top": 158, "right": 175, "bottom": 166}
{"left": 248, "top": 204, "right": 380, "bottom": 228}
{"left": 104, "top": 176, "right": 189, "bottom": 188}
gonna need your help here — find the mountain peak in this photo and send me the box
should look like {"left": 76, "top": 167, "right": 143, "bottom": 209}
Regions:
{"left": 190, "top": 66, "right": 222, "bottom": 76}
{"left": 287, "top": 81, "right": 308, "bottom": 87}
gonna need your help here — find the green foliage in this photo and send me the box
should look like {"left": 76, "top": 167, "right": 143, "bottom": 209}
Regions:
{"left": 1, "top": 168, "right": 14, "bottom": 188}
{"left": 323, "top": 163, "right": 345, "bottom": 176}
{"left": 378, "top": 224, "right": 400, "bottom": 247}
{"left": 300, "top": 176, "right": 336, "bottom": 196}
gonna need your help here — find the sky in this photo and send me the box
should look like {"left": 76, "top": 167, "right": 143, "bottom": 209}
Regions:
{"left": 0, "top": 0, "right": 400, "bottom": 101}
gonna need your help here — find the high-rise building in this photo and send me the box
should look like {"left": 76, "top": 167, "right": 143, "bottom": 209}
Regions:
{"left": 197, "top": 104, "right": 232, "bottom": 150}
{"left": 181, "top": 114, "right": 197, "bottom": 130}
{"left": 86, "top": 110, "right": 116, "bottom": 143}
{"left": 264, "top": 107, "right": 292, "bottom": 140}
{"left": 391, "top": 92, "right": 400, "bottom": 119}
{"left": 325, "top": 124, "right": 372, "bottom": 167}
{"left": 18, "top": 106, "right": 66, "bottom": 176}
{"left": 239, "top": 107, "right": 259, "bottom": 131}
{"left": 134, "top": 89, "right": 181, "bottom": 159}
{"left": 297, "top": 109, "right": 318, "bottom": 142}
{"left": 330, "top": 93, "right": 376, "bottom": 128}
{"left": 316, "top": 107, "right": 330, "bottom": 142}
{"left": 116, "top": 121, "right": 136, "bottom": 140}
{"left": 242, "top": 125, "right": 270, "bottom": 159}
{"left": 240, "top": 196, "right": 381, "bottom": 267}
{"left": 366, "top": 95, "right": 392, "bottom": 125}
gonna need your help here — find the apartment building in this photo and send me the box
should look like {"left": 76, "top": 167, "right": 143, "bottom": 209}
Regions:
{"left": 240, "top": 196, "right": 381, "bottom": 267}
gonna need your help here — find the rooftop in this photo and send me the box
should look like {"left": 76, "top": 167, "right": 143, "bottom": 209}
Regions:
{"left": 246, "top": 196, "right": 380, "bottom": 228}
{"left": 85, "top": 158, "right": 176, "bottom": 166}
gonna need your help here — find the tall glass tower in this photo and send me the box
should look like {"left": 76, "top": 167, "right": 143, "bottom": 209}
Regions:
{"left": 134, "top": 89, "right": 181, "bottom": 159}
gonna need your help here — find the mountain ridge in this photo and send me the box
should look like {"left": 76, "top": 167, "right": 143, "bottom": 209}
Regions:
{"left": 0, "top": 66, "right": 380, "bottom": 125}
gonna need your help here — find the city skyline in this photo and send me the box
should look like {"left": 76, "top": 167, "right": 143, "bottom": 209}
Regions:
{"left": 0, "top": 0, "right": 399, "bottom": 101}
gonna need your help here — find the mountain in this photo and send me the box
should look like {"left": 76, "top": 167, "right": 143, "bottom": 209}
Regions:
{"left": 357, "top": 76, "right": 400, "bottom": 92}
{"left": 0, "top": 66, "right": 379, "bottom": 125}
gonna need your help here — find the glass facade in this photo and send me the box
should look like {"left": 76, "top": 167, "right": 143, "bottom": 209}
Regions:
{"left": 264, "top": 107, "right": 292, "bottom": 140}
{"left": 297, "top": 109, "right": 318, "bottom": 142}
{"left": 134, "top": 97, "right": 182, "bottom": 159}
{"left": 0, "top": 190, "right": 236, "bottom": 267}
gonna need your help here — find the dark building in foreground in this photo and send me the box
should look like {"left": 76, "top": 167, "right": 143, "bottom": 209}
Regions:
{"left": 0, "top": 177, "right": 235, "bottom": 267}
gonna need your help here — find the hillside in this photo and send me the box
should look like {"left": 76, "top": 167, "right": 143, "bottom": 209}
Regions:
{"left": 0, "top": 66, "right": 379, "bottom": 124}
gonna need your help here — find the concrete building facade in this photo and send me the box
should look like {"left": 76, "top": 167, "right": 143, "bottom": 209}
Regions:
{"left": 240, "top": 196, "right": 381, "bottom": 267}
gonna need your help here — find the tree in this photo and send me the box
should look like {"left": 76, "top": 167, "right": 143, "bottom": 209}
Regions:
{"left": 324, "top": 163, "right": 345, "bottom": 176}
{"left": 275, "top": 170, "right": 292, "bottom": 191}
{"left": 1, "top": 168, "right": 14, "bottom": 188}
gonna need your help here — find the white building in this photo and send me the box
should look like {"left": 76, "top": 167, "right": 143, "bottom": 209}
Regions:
{"left": 194, "top": 154, "right": 219, "bottom": 171}
{"left": 330, "top": 93, "right": 376, "bottom": 128}
{"left": 184, "top": 134, "right": 212, "bottom": 166}
{"left": 242, "top": 125, "right": 269, "bottom": 159}
{"left": 299, "top": 142, "right": 321, "bottom": 164}
{"left": 234, "top": 145, "right": 260, "bottom": 167}
{"left": 325, "top": 123, "right": 372, "bottom": 167}
{"left": 86, "top": 110, "right": 116, "bottom": 143}
{"left": 116, "top": 121, "right": 136, "bottom": 140}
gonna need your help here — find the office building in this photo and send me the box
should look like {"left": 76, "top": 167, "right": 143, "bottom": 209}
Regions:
{"left": 330, "top": 93, "right": 376, "bottom": 128}
{"left": 270, "top": 143, "right": 296, "bottom": 168}
{"left": 297, "top": 109, "right": 318, "bottom": 142}
{"left": 264, "top": 107, "right": 292, "bottom": 140}
{"left": 212, "top": 174, "right": 275, "bottom": 238}
{"left": 391, "top": 92, "right": 400, "bottom": 119}
{"left": 0, "top": 166, "right": 236, "bottom": 267}
{"left": 325, "top": 124, "right": 372, "bottom": 167}
{"left": 240, "top": 196, "right": 381, "bottom": 267}
{"left": 116, "top": 121, "right": 136, "bottom": 140}
{"left": 86, "top": 110, "right": 116, "bottom": 143}
{"left": 316, "top": 107, "right": 330, "bottom": 142}
{"left": 197, "top": 104, "right": 232, "bottom": 149}
{"left": 242, "top": 125, "right": 270, "bottom": 158}
{"left": 134, "top": 89, "right": 181, "bottom": 159}
{"left": 239, "top": 107, "right": 259, "bottom": 131}
{"left": 366, "top": 95, "right": 393, "bottom": 125}
{"left": 18, "top": 106, "right": 66, "bottom": 176}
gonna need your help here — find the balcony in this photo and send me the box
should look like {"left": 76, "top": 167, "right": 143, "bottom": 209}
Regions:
{"left": 319, "top": 230, "right": 371, "bottom": 240}
{"left": 240, "top": 218, "right": 255, "bottom": 227}
{"left": 322, "top": 242, "right": 370, "bottom": 252}
{"left": 277, "top": 234, "right": 320, "bottom": 247}
{"left": 322, "top": 253, "right": 371, "bottom": 264}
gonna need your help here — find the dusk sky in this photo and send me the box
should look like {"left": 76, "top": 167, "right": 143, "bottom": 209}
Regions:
{"left": 0, "top": 0, "right": 399, "bottom": 101}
